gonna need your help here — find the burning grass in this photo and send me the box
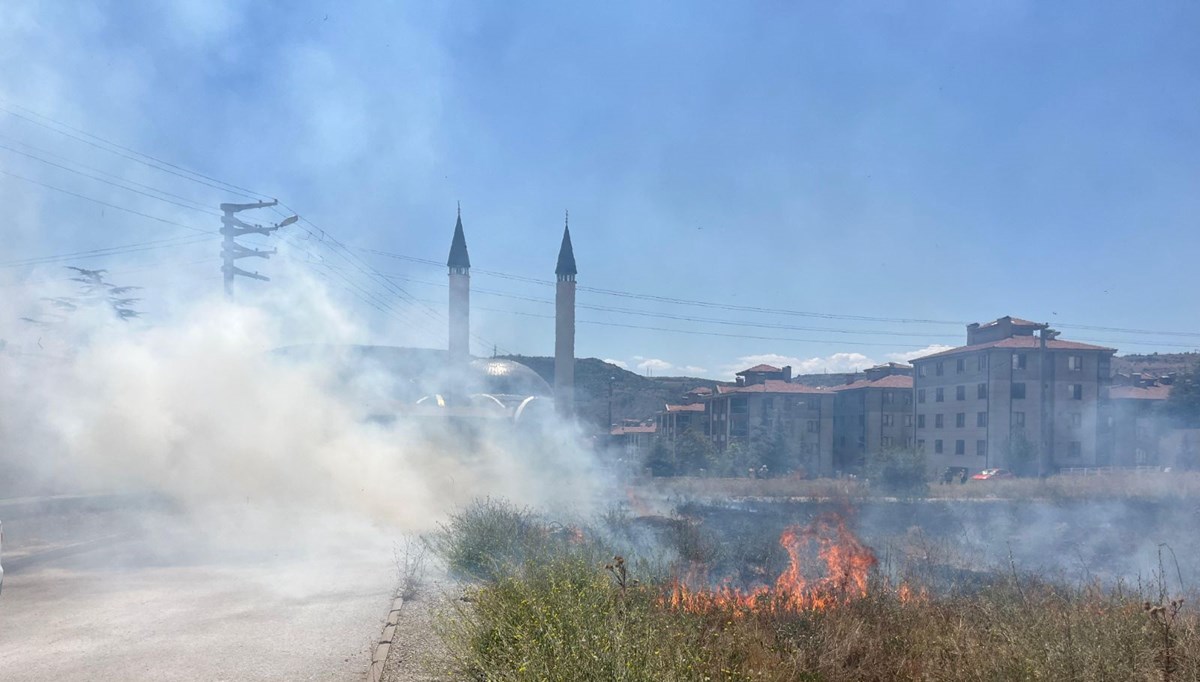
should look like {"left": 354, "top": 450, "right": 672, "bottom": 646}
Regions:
{"left": 433, "top": 499, "right": 1200, "bottom": 681}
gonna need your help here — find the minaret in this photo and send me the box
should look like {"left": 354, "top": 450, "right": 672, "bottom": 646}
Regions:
{"left": 447, "top": 204, "right": 470, "bottom": 363}
{"left": 554, "top": 211, "right": 577, "bottom": 416}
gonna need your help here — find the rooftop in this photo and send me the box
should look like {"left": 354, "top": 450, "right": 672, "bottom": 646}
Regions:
{"left": 913, "top": 335, "right": 1115, "bottom": 362}
{"left": 832, "top": 374, "right": 914, "bottom": 391}
{"left": 1109, "top": 384, "right": 1171, "bottom": 400}
{"left": 978, "top": 316, "right": 1045, "bottom": 329}
{"left": 611, "top": 424, "right": 657, "bottom": 435}
{"left": 665, "top": 403, "right": 706, "bottom": 412}
{"left": 737, "top": 364, "right": 782, "bottom": 374}
{"left": 716, "top": 379, "right": 829, "bottom": 395}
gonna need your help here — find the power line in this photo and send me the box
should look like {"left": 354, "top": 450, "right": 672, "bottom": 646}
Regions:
{"left": 0, "top": 235, "right": 214, "bottom": 268}
{"left": 0, "top": 167, "right": 212, "bottom": 234}
{"left": 0, "top": 101, "right": 270, "bottom": 201}
{"left": 0, "top": 140, "right": 221, "bottom": 216}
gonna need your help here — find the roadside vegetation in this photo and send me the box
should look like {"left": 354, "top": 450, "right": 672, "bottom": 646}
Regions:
{"left": 432, "top": 498, "right": 1200, "bottom": 681}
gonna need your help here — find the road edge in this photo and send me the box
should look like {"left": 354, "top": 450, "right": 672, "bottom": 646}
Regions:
{"left": 369, "top": 595, "right": 405, "bottom": 682}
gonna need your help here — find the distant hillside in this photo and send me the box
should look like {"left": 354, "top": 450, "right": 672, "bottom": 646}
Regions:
{"left": 500, "top": 356, "right": 721, "bottom": 432}
{"left": 499, "top": 357, "right": 866, "bottom": 432}
{"left": 1114, "top": 352, "right": 1200, "bottom": 376}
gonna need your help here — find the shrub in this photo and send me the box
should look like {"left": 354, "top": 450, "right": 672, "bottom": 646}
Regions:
{"left": 866, "top": 448, "right": 928, "bottom": 496}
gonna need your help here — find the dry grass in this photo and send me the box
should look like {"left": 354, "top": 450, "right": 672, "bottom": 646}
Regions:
{"left": 632, "top": 472, "right": 1200, "bottom": 503}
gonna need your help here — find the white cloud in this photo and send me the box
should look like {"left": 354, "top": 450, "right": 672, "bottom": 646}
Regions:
{"left": 603, "top": 358, "right": 628, "bottom": 370}
{"left": 886, "top": 344, "right": 955, "bottom": 363}
{"left": 636, "top": 358, "right": 673, "bottom": 373}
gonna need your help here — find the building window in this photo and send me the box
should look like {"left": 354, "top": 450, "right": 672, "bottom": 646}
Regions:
{"left": 935, "top": 414, "right": 944, "bottom": 428}
{"left": 1069, "top": 441, "right": 1082, "bottom": 458}
{"left": 956, "top": 413, "right": 966, "bottom": 428}
{"left": 903, "top": 414, "right": 913, "bottom": 427}
{"left": 936, "top": 361, "right": 944, "bottom": 376}
{"left": 955, "top": 440, "right": 965, "bottom": 455}
{"left": 731, "top": 397, "right": 747, "bottom": 414}
{"left": 1013, "top": 353, "right": 1027, "bottom": 369}
{"left": 918, "top": 364, "right": 928, "bottom": 377}
{"left": 977, "top": 383, "right": 988, "bottom": 399}
{"left": 1070, "top": 413, "right": 1082, "bottom": 427}
{"left": 917, "top": 439, "right": 926, "bottom": 452}
{"left": 1069, "top": 384, "right": 1083, "bottom": 400}
{"left": 935, "top": 439, "right": 944, "bottom": 454}
{"left": 1068, "top": 355, "right": 1082, "bottom": 371}
{"left": 977, "top": 411, "right": 988, "bottom": 427}
{"left": 882, "top": 413, "right": 894, "bottom": 427}
{"left": 1013, "top": 411, "right": 1026, "bottom": 427}
{"left": 903, "top": 392, "right": 912, "bottom": 405}
{"left": 882, "top": 436, "right": 893, "bottom": 448}
{"left": 1012, "top": 383, "right": 1026, "bottom": 399}
{"left": 807, "top": 420, "right": 818, "bottom": 433}
{"left": 956, "top": 358, "right": 965, "bottom": 374}
{"left": 976, "top": 440, "right": 987, "bottom": 457}
{"left": 917, "top": 414, "right": 926, "bottom": 428}
{"left": 978, "top": 354, "right": 989, "bottom": 371}
{"left": 956, "top": 385, "right": 965, "bottom": 401}
{"left": 936, "top": 388, "right": 944, "bottom": 402}
{"left": 918, "top": 389, "right": 926, "bottom": 403}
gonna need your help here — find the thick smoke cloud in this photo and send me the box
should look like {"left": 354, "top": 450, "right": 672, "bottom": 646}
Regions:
{"left": 0, "top": 270, "right": 604, "bottom": 544}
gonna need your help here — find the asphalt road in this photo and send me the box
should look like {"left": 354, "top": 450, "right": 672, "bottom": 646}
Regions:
{"left": 0, "top": 507, "right": 399, "bottom": 681}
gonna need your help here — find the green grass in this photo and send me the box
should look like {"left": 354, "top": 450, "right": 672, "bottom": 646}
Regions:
{"left": 432, "top": 498, "right": 1200, "bottom": 681}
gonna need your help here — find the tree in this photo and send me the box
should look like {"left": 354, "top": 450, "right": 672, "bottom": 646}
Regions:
{"left": 866, "top": 447, "right": 927, "bottom": 496}
{"left": 1004, "top": 430, "right": 1038, "bottom": 477}
{"left": 1165, "top": 369, "right": 1200, "bottom": 428}
{"left": 644, "top": 437, "right": 677, "bottom": 477}
{"left": 674, "top": 426, "right": 718, "bottom": 476}
{"left": 753, "top": 426, "right": 795, "bottom": 477}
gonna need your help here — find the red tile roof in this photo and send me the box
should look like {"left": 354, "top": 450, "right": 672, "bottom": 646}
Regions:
{"left": 737, "top": 364, "right": 783, "bottom": 374}
{"left": 832, "top": 374, "right": 914, "bottom": 391}
{"left": 716, "top": 380, "right": 828, "bottom": 395}
{"left": 686, "top": 386, "right": 713, "bottom": 395}
{"left": 913, "top": 336, "right": 1115, "bottom": 361}
{"left": 1109, "top": 385, "right": 1171, "bottom": 400}
{"left": 665, "top": 403, "right": 706, "bottom": 412}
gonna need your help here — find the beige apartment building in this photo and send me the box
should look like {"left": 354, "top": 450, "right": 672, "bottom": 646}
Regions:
{"left": 832, "top": 363, "right": 914, "bottom": 472}
{"left": 706, "top": 365, "right": 835, "bottom": 476}
{"left": 911, "top": 316, "right": 1115, "bottom": 473}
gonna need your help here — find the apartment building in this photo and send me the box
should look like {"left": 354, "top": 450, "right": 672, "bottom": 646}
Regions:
{"left": 1108, "top": 375, "right": 1172, "bottom": 466}
{"left": 831, "top": 363, "right": 914, "bottom": 472}
{"left": 911, "top": 316, "right": 1114, "bottom": 473}
{"left": 707, "top": 367, "right": 835, "bottom": 476}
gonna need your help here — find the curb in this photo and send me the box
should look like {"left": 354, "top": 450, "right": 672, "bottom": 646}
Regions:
{"left": 369, "top": 596, "right": 405, "bottom": 682}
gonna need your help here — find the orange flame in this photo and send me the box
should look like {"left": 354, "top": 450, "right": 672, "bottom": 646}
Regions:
{"left": 663, "top": 512, "right": 881, "bottom": 615}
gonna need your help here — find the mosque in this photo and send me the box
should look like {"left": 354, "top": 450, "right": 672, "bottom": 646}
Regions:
{"left": 278, "top": 208, "right": 578, "bottom": 425}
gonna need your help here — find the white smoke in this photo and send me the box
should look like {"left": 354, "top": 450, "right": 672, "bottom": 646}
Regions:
{"left": 0, "top": 269, "right": 605, "bottom": 543}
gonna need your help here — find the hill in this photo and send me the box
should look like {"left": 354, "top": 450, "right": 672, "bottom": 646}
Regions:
{"left": 500, "top": 356, "right": 860, "bottom": 433}
{"left": 1114, "top": 352, "right": 1200, "bottom": 376}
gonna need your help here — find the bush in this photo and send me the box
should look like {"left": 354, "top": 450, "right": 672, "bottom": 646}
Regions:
{"left": 866, "top": 448, "right": 928, "bottom": 496}
{"left": 429, "top": 498, "right": 549, "bottom": 581}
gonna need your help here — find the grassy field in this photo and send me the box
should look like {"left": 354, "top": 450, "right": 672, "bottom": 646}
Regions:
{"left": 635, "top": 471, "right": 1200, "bottom": 502}
{"left": 431, "top": 499, "right": 1200, "bottom": 681}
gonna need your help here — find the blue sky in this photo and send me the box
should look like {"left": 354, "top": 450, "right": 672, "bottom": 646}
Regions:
{"left": 2, "top": 1, "right": 1198, "bottom": 379}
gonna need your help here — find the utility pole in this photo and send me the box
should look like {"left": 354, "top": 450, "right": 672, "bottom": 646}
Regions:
{"left": 219, "top": 200, "right": 297, "bottom": 298}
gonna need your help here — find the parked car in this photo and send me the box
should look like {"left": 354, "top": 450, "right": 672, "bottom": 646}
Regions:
{"left": 971, "top": 468, "right": 1015, "bottom": 481}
